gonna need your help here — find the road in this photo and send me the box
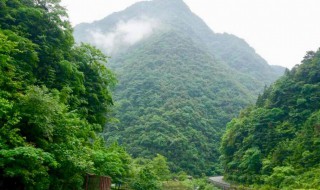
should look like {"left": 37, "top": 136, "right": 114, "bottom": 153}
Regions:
{"left": 208, "top": 176, "right": 231, "bottom": 189}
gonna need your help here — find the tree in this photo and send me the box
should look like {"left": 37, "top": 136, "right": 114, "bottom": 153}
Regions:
{"left": 0, "top": 0, "right": 128, "bottom": 189}
{"left": 150, "top": 154, "right": 171, "bottom": 181}
{"left": 131, "top": 166, "right": 160, "bottom": 190}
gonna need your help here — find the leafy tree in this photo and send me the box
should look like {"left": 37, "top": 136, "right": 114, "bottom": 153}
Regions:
{"left": 69, "top": 44, "right": 116, "bottom": 126}
{"left": 131, "top": 165, "right": 160, "bottom": 190}
{"left": 0, "top": 0, "right": 128, "bottom": 189}
{"left": 150, "top": 154, "right": 171, "bottom": 181}
{"left": 129, "top": 154, "right": 171, "bottom": 190}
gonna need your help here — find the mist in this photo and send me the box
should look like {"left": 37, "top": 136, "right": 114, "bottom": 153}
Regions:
{"left": 89, "top": 17, "right": 159, "bottom": 54}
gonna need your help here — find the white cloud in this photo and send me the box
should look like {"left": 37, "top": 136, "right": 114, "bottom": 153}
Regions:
{"left": 62, "top": 0, "right": 320, "bottom": 68}
{"left": 89, "top": 17, "right": 159, "bottom": 54}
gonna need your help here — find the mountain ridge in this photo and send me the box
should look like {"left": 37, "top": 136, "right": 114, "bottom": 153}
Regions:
{"left": 73, "top": 0, "right": 285, "bottom": 175}
{"left": 221, "top": 49, "right": 320, "bottom": 188}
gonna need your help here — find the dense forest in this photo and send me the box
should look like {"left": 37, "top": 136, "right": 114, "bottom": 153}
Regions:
{"left": 74, "top": 0, "right": 284, "bottom": 175}
{"left": 221, "top": 49, "right": 320, "bottom": 189}
{"left": 0, "top": 0, "right": 219, "bottom": 189}
{"left": 0, "top": 0, "right": 133, "bottom": 189}
{"left": 2, "top": 0, "right": 319, "bottom": 189}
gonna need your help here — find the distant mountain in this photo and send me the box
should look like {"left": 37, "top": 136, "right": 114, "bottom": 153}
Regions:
{"left": 74, "top": 0, "right": 285, "bottom": 175}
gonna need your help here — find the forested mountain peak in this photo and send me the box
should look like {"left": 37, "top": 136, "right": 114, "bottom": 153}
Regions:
{"left": 74, "top": 0, "right": 285, "bottom": 175}
{"left": 74, "top": 0, "right": 284, "bottom": 81}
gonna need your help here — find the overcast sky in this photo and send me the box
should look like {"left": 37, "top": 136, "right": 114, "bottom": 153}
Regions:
{"left": 61, "top": 0, "right": 320, "bottom": 68}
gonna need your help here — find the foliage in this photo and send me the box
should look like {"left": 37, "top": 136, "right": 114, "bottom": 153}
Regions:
{"left": 129, "top": 154, "right": 170, "bottom": 190}
{"left": 130, "top": 166, "right": 160, "bottom": 190}
{"left": 74, "top": 0, "right": 284, "bottom": 175}
{"left": 221, "top": 48, "right": 320, "bottom": 189}
{"left": 181, "top": 178, "right": 220, "bottom": 190}
{"left": 162, "top": 178, "right": 220, "bottom": 190}
{"left": 0, "top": 0, "right": 129, "bottom": 189}
{"left": 0, "top": 146, "right": 56, "bottom": 189}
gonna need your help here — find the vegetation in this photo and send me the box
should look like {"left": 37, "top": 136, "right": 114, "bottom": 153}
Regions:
{"left": 5, "top": 0, "right": 315, "bottom": 189}
{"left": 0, "top": 1, "right": 212, "bottom": 189}
{"left": 129, "top": 154, "right": 169, "bottom": 190}
{"left": 162, "top": 178, "right": 220, "bottom": 190}
{"left": 74, "top": 0, "right": 284, "bottom": 176}
{"left": 221, "top": 49, "right": 320, "bottom": 189}
{"left": 0, "top": 0, "right": 130, "bottom": 189}
{"left": 105, "top": 31, "right": 251, "bottom": 175}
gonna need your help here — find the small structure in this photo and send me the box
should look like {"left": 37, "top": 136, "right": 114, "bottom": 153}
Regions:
{"left": 85, "top": 174, "right": 111, "bottom": 190}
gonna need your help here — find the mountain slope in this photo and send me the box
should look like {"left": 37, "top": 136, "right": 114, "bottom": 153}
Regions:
{"left": 221, "top": 49, "right": 320, "bottom": 188}
{"left": 106, "top": 31, "right": 255, "bottom": 174}
{"left": 74, "top": 0, "right": 285, "bottom": 175}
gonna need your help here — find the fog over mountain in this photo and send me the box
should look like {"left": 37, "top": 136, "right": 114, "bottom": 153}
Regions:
{"left": 88, "top": 17, "right": 160, "bottom": 54}
{"left": 74, "top": 0, "right": 285, "bottom": 175}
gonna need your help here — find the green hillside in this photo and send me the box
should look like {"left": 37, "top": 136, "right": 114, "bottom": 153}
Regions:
{"left": 74, "top": 0, "right": 285, "bottom": 175}
{"left": 0, "top": 0, "right": 130, "bottom": 189}
{"left": 221, "top": 49, "right": 320, "bottom": 189}
{"left": 106, "top": 31, "right": 255, "bottom": 175}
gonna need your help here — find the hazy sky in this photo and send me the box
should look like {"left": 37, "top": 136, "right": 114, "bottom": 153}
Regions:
{"left": 61, "top": 0, "right": 320, "bottom": 68}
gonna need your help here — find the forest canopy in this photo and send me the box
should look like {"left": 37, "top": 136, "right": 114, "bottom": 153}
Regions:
{"left": 0, "top": 0, "right": 130, "bottom": 189}
{"left": 73, "top": 0, "right": 284, "bottom": 176}
{"left": 220, "top": 49, "right": 320, "bottom": 189}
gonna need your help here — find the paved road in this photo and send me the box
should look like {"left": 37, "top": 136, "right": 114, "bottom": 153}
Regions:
{"left": 208, "top": 176, "right": 231, "bottom": 189}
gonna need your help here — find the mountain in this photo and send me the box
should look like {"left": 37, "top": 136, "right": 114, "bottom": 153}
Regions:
{"left": 74, "top": 0, "right": 285, "bottom": 175}
{"left": 221, "top": 49, "right": 320, "bottom": 189}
